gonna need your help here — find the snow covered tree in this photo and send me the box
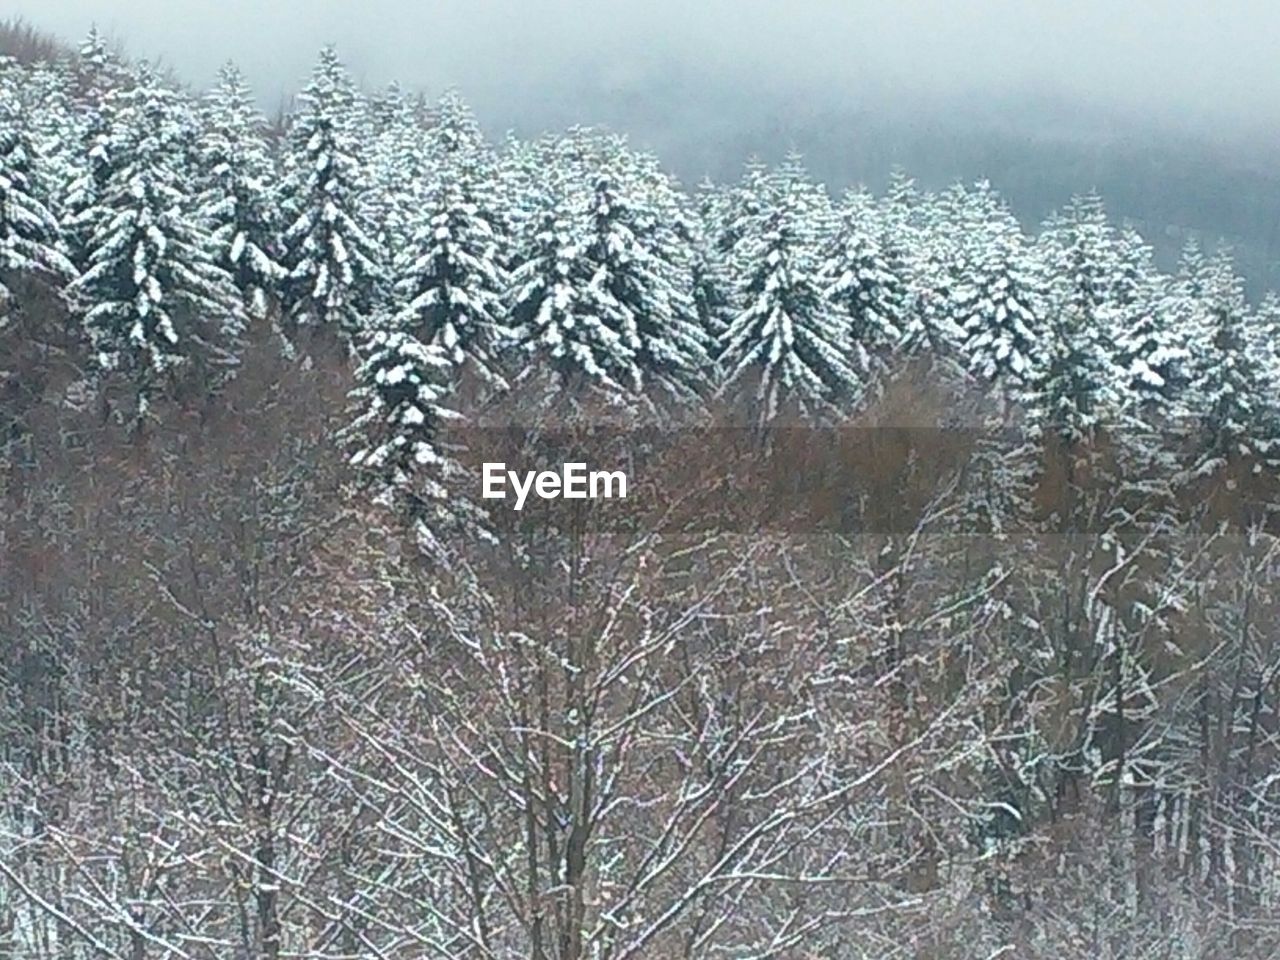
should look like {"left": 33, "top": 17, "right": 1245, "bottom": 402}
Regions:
{"left": 1023, "top": 194, "right": 1124, "bottom": 441}
{"left": 278, "top": 47, "right": 382, "bottom": 339}
{"left": 581, "top": 163, "right": 710, "bottom": 403}
{"left": 818, "top": 187, "right": 905, "bottom": 378}
{"left": 691, "top": 177, "right": 734, "bottom": 347}
{"left": 1025, "top": 284, "right": 1120, "bottom": 446}
{"left": 68, "top": 65, "right": 244, "bottom": 413}
{"left": 504, "top": 129, "right": 706, "bottom": 408}
{"left": 952, "top": 181, "right": 1043, "bottom": 390}
{"left": 700, "top": 156, "right": 771, "bottom": 308}
{"left": 719, "top": 156, "right": 861, "bottom": 424}
{"left": 12, "top": 60, "right": 78, "bottom": 224}
{"left": 878, "top": 168, "right": 921, "bottom": 340}
{"left": 197, "top": 62, "right": 283, "bottom": 320}
{"left": 346, "top": 328, "right": 490, "bottom": 559}
{"left": 1040, "top": 192, "right": 1117, "bottom": 340}
{"left": 73, "top": 25, "right": 128, "bottom": 99}
{"left": 508, "top": 201, "right": 638, "bottom": 402}
{"left": 1247, "top": 291, "right": 1280, "bottom": 400}
{"left": 0, "top": 82, "right": 74, "bottom": 326}
{"left": 1110, "top": 226, "right": 1190, "bottom": 413}
{"left": 898, "top": 189, "right": 966, "bottom": 365}
{"left": 1187, "top": 260, "right": 1280, "bottom": 479}
{"left": 365, "top": 81, "right": 430, "bottom": 270}
{"left": 62, "top": 27, "right": 129, "bottom": 269}
{"left": 388, "top": 177, "right": 510, "bottom": 392}
{"left": 424, "top": 87, "right": 490, "bottom": 174}
{"left": 367, "top": 79, "right": 411, "bottom": 135}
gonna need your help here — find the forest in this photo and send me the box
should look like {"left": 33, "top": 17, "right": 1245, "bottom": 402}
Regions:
{"left": 3, "top": 22, "right": 1280, "bottom": 960}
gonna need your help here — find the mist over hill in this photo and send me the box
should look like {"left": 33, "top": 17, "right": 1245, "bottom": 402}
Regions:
{"left": 5, "top": 3, "right": 1280, "bottom": 296}
{"left": 484, "top": 56, "right": 1280, "bottom": 296}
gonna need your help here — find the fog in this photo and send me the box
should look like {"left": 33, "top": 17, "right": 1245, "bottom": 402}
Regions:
{"left": 14, "top": 1, "right": 1280, "bottom": 140}
{"left": 12, "top": 0, "right": 1280, "bottom": 289}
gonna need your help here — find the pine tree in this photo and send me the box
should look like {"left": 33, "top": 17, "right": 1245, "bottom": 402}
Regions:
{"left": 719, "top": 156, "right": 860, "bottom": 424}
{"left": 198, "top": 62, "right": 283, "bottom": 319}
{"left": 1151, "top": 238, "right": 1221, "bottom": 425}
{"left": 580, "top": 162, "right": 710, "bottom": 402}
{"left": 425, "top": 88, "right": 490, "bottom": 174}
{"left": 367, "top": 79, "right": 410, "bottom": 136}
{"left": 15, "top": 60, "right": 78, "bottom": 225}
{"left": 73, "top": 26, "right": 128, "bottom": 101}
{"left": 278, "top": 47, "right": 382, "bottom": 339}
{"left": 953, "top": 182, "right": 1042, "bottom": 389}
{"left": 1110, "top": 227, "right": 1189, "bottom": 413}
{"left": 691, "top": 177, "right": 734, "bottom": 348}
{"left": 366, "top": 81, "right": 430, "bottom": 271}
{"left": 508, "top": 201, "right": 637, "bottom": 400}
{"left": 1023, "top": 194, "right": 1124, "bottom": 441}
{"left": 68, "top": 65, "right": 244, "bottom": 412}
{"left": 346, "top": 328, "right": 491, "bottom": 560}
{"left": 62, "top": 27, "right": 130, "bottom": 268}
{"left": 0, "top": 81, "right": 75, "bottom": 326}
{"left": 1247, "top": 291, "right": 1280, "bottom": 402}
{"left": 818, "top": 188, "right": 904, "bottom": 378}
{"left": 713, "top": 157, "right": 770, "bottom": 261}
{"left": 1041, "top": 193, "right": 1117, "bottom": 345}
{"left": 878, "top": 169, "right": 921, "bottom": 351}
{"left": 389, "top": 177, "right": 510, "bottom": 391}
{"left": 1027, "top": 304, "right": 1121, "bottom": 446}
{"left": 897, "top": 190, "right": 964, "bottom": 364}
{"left": 1188, "top": 257, "right": 1280, "bottom": 478}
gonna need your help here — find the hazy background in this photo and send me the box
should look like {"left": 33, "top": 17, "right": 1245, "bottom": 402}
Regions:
{"left": 13, "top": 0, "right": 1280, "bottom": 292}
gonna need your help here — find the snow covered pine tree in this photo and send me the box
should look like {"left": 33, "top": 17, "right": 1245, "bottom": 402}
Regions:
{"left": 278, "top": 47, "right": 383, "bottom": 342}
{"left": 0, "top": 79, "right": 74, "bottom": 326}
{"left": 69, "top": 64, "right": 244, "bottom": 418}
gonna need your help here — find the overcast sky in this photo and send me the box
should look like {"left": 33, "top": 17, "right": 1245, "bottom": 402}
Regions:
{"left": 11, "top": 1, "right": 1280, "bottom": 144}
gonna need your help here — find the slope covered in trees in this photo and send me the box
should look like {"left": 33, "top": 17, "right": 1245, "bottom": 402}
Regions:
{"left": 4, "top": 33, "right": 1280, "bottom": 960}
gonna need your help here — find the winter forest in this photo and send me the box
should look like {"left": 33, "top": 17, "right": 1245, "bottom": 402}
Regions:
{"left": 5, "top": 19, "right": 1280, "bottom": 960}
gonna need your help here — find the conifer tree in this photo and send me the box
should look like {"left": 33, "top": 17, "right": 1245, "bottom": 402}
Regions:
{"left": 508, "top": 201, "right": 637, "bottom": 400}
{"left": 953, "top": 182, "right": 1042, "bottom": 389}
{"left": 389, "top": 177, "right": 510, "bottom": 391}
{"left": 1111, "top": 227, "right": 1189, "bottom": 413}
{"left": 0, "top": 82, "right": 75, "bottom": 326}
{"left": 366, "top": 81, "right": 430, "bottom": 270}
{"left": 1041, "top": 193, "right": 1117, "bottom": 344}
{"left": 425, "top": 88, "right": 490, "bottom": 173}
{"left": 14, "top": 60, "right": 78, "bottom": 225}
{"left": 1152, "top": 239, "right": 1223, "bottom": 424}
{"left": 278, "top": 47, "right": 382, "bottom": 339}
{"left": 898, "top": 191, "right": 965, "bottom": 364}
{"left": 879, "top": 169, "right": 921, "bottom": 344}
{"left": 1023, "top": 194, "right": 1124, "bottom": 440}
{"left": 818, "top": 188, "right": 904, "bottom": 378}
{"left": 198, "top": 62, "right": 283, "bottom": 319}
{"left": 63, "top": 27, "right": 129, "bottom": 269}
{"left": 581, "top": 163, "right": 710, "bottom": 402}
{"left": 1187, "top": 257, "right": 1280, "bottom": 477}
{"left": 691, "top": 177, "right": 734, "bottom": 348}
{"left": 346, "top": 329, "right": 491, "bottom": 560}
{"left": 1247, "top": 291, "right": 1280, "bottom": 401}
{"left": 68, "top": 65, "right": 243, "bottom": 412}
{"left": 719, "top": 156, "right": 860, "bottom": 423}
{"left": 714, "top": 157, "right": 770, "bottom": 261}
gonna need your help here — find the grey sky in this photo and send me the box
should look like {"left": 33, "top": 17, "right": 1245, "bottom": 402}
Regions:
{"left": 12, "top": 0, "right": 1280, "bottom": 145}
{"left": 14, "top": 0, "right": 1280, "bottom": 296}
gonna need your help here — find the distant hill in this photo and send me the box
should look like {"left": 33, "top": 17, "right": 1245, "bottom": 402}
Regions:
{"left": 8, "top": 16, "right": 1277, "bottom": 295}
{"left": 486, "top": 58, "right": 1280, "bottom": 297}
